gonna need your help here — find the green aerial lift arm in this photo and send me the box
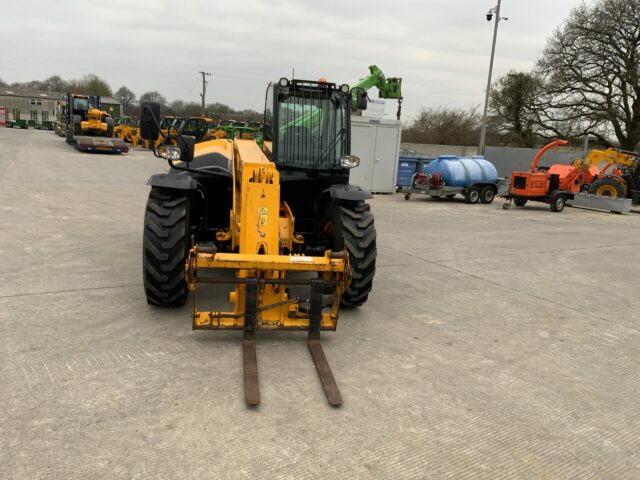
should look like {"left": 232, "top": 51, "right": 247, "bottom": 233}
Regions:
{"left": 350, "top": 65, "right": 403, "bottom": 119}
{"left": 276, "top": 66, "right": 403, "bottom": 137}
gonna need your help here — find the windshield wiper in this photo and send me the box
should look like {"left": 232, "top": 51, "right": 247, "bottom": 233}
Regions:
{"left": 318, "top": 128, "right": 346, "bottom": 165}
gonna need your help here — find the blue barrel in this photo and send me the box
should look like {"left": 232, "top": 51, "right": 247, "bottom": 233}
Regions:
{"left": 396, "top": 155, "right": 419, "bottom": 187}
{"left": 424, "top": 155, "right": 498, "bottom": 187}
{"left": 397, "top": 155, "right": 435, "bottom": 187}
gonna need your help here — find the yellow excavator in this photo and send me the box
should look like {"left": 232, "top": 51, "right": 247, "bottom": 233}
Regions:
{"left": 139, "top": 77, "right": 376, "bottom": 406}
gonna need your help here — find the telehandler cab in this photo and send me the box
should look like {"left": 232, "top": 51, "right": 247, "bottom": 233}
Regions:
{"left": 140, "top": 77, "right": 377, "bottom": 406}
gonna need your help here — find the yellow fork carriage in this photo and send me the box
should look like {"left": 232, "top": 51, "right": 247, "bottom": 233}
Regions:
{"left": 185, "top": 140, "right": 350, "bottom": 405}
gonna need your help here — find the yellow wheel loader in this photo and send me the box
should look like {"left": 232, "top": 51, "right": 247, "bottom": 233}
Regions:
{"left": 139, "top": 78, "right": 376, "bottom": 406}
{"left": 579, "top": 148, "right": 640, "bottom": 204}
{"left": 113, "top": 117, "right": 133, "bottom": 140}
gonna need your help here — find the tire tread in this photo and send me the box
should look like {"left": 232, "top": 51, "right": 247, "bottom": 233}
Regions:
{"left": 143, "top": 188, "right": 190, "bottom": 306}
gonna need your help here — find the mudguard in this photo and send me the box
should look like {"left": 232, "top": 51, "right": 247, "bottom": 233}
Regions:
{"left": 146, "top": 172, "right": 198, "bottom": 190}
{"left": 324, "top": 184, "right": 373, "bottom": 202}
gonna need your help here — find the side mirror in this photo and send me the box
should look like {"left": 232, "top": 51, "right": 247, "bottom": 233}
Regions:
{"left": 178, "top": 135, "right": 195, "bottom": 163}
{"left": 356, "top": 90, "right": 368, "bottom": 110}
{"left": 140, "top": 101, "right": 160, "bottom": 141}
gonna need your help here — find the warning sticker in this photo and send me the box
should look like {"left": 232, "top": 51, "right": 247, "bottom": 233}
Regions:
{"left": 257, "top": 207, "right": 268, "bottom": 226}
{"left": 290, "top": 256, "right": 313, "bottom": 263}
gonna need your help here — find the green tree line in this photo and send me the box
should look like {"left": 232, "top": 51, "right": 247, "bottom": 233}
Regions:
{"left": 0, "top": 75, "right": 262, "bottom": 120}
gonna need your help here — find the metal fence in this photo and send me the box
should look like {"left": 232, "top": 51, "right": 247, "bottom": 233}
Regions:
{"left": 484, "top": 146, "right": 582, "bottom": 177}
{"left": 400, "top": 142, "right": 583, "bottom": 178}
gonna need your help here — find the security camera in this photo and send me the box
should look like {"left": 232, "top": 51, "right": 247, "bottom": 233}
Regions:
{"left": 486, "top": 10, "right": 493, "bottom": 21}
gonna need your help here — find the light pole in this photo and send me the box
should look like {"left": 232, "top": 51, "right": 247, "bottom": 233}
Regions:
{"left": 478, "top": 0, "right": 508, "bottom": 156}
{"left": 199, "top": 71, "right": 211, "bottom": 116}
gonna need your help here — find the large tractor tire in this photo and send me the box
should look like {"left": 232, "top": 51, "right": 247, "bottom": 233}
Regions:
{"left": 324, "top": 201, "right": 377, "bottom": 308}
{"left": 143, "top": 188, "right": 190, "bottom": 306}
{"left": 589, "top": 177, "right": 625, "bottom": 198}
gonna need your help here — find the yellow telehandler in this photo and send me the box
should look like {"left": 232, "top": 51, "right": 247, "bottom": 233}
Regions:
{"left": 139, "top": 77, "right": 376, "bottom": 406}
{"left": 576, "top": 148, "right": 640, "bottom": 204}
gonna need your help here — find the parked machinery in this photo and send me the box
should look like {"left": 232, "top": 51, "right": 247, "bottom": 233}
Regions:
{"left": 139, "top": 77, "right": 376, "bottom": 406}
{"left": 6, "top": 109, "right": 29, "bottom": 129}
{"left": 180, "top": 116, "right": 214, "bottom": 142}
{"left": 113, "top": 117, "right": 133, "bottom": 140}
{"left": 503, "top": 139, "right": 580, "bottom": 212}
{"left": 54, "top": 104, "right": 67, "bottom": 136}
{"left": 64, "top": 94, "right": 127, "bottom": 153}
{"left": 210, "top": 124, "right": 260, "bottom": 141}
{"left": 350, "top": 65, "right": 403, "bottom": 119}
{"left": 80, "top": 107, "right": 113, "bottom": 137}
{"left": 403, "top": 155, "right": 499, "bottom": 204}
{"left": 577, "top": 148, "right": 640, "bottom": 205}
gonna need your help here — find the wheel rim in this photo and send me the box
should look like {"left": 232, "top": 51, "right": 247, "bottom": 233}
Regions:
{"left": 556, "top": 198, "right": 564, "bottom": 209}
{"left": 470, "top": 191, "right": 479, "bottom": 202}
{"left": 484, "top": 190, "right": 494, "bottom": 201}
{"left": 596, "top": 185, "right": 618, "bottom": 197}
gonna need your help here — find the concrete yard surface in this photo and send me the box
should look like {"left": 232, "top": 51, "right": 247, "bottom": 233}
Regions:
{"left": 1, "top": 128, "right": 639, "bottom": 479}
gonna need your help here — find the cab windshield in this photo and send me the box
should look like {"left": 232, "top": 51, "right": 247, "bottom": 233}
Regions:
{"left": 273, "top": 86, "right": 348, "bottom": 169}
{"left": 73, "top": 98, "right": 89, "bottom": 110}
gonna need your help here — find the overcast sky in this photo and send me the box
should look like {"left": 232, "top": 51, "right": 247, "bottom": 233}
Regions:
{"left": 1, "top": 0, "right": 581, "bottom": 120}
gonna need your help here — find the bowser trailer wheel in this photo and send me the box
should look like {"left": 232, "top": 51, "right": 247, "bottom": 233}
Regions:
{"left": 513, "top": 198, "right": 527, "bottom": 207}
{"left": 404, "top": 192, "right": 412, "bottom": 200}
{"left": 480, "top": 186, "right": 495, "bottom": 204}
{"left": 465, "top": 187, "right": 480, "bottom": 204}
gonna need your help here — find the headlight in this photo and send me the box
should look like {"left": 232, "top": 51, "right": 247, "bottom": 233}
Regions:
{"left": 159, "top": 145, "right": 181, "bottom": 160}
{"left": 279, "top": 78, "right": 289, "bottom": 87}
{"left": 340, "top": 155, "right": 360, "bottom": 168}
{"left": 340, "top": 84, "right": 349, "bottom": 93}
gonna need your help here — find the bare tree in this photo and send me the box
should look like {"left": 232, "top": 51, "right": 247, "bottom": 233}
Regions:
{"left": 65, "top": 74, "right": 112, "bottom": 96}
{"left": 42, "top": 75, "right": 67, "bottom": 92}
{"left": 536, "top": 0, "right": 640, "bottom": 149}
{"left": 139, "top": 91, "right": 167, "bottom": 105}
{"left": 490, "top": 71, "right": 543, "bottom": 147}
{"left": 114, "top": 86, "right": 136, "bottom": 114}
{"left": 11, "top": 80, "right": 45, "bottom": 90}
{"left": 402, "top": 106, "right": 485, "bottom": 146}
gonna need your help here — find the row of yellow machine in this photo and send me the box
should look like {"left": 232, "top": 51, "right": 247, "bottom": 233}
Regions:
{"left": 111, "top": 115, "right": 264, "bottom": 148}
{"left": 54, "top": 92, "right": 264, "bottom": 153}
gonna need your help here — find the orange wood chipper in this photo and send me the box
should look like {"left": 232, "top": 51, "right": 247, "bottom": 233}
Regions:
{"left": 503, "top": 139, "right": 584, "bottom": 212}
